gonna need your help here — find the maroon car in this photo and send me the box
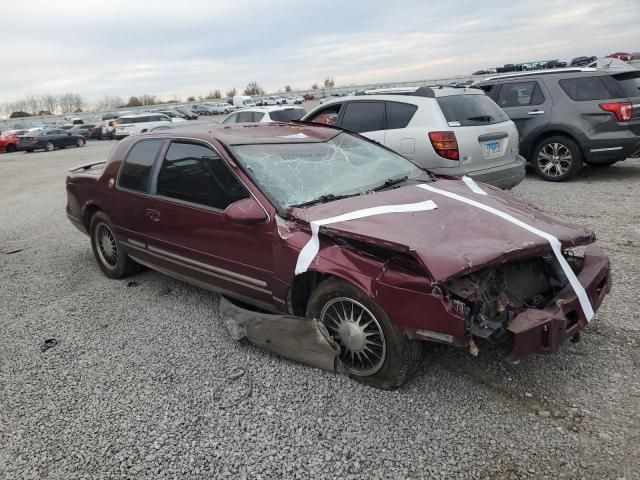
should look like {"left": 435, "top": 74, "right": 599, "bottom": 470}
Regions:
{"left": 65, "top": 123, "right": 611, "bottom": 389}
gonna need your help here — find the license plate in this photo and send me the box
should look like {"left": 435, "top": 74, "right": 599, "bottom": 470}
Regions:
{"left": 484, "top": 141, "right": 501, "bottom": 158}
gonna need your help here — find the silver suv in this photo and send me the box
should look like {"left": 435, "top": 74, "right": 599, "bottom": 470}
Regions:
{"left": 302, "top": 86, "right": 525, "bottom": 189}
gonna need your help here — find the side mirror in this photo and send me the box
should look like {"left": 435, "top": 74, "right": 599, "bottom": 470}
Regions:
{"left": 224, "top": 198, "right": 267, "bottom": 224}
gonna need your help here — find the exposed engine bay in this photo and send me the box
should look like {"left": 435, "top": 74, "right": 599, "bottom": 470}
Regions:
{"left": 443, "top": 252, "right": 584, "bottom": 344}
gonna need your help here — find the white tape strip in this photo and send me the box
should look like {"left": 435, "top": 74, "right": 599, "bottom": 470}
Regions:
{"left": 417, "top": 184, "right": 594, "bottom": 321}
{"left": 295, "top": 200, "right": 438, "bottom": 275}
{"left": 462, "top": 176, "right": 487, "bottom": 195}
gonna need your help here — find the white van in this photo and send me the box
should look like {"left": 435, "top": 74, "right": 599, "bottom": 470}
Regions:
{"left": 114, "top": 113, "right": 172, "bottom": 139}
{"left": 233, "top": 96, "right": 257, "bottom": 108}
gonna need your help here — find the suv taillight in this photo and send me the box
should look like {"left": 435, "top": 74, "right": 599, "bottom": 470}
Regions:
{"left": 428, "top": 131, "right": 459, "bottom": 160}
{"left": 599, "top": 102, "right": 632, "bottom": 122}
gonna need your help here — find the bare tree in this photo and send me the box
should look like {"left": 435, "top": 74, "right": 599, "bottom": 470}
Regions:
{"left": 226, "top": 87, "right": 237, "bottom": 98}
{"left": 187, "top": 96, "right": 196, "bottom": 102}
{"left": 25, "top": 96, "right": 41, "bottom": 116}
{"left": 284, "top": 85, "right": 292, "bottom": 92}
{"left": 244, "top": 82, "right": 265, "bottom": 96}
{"left": 59, "top": 93, "right": 76, "bottom": 113}
{"left": 71, "top": 94, "right": 85, "bottom": 112}
{"left": 42, "top": 94, "right": 59, "bottom": 114}
{"left": 311, "top": 83, "right": 319, "bottom": 90}
{"left": 126, "top": 96, "right": 143, "bottom": 107}
{"left": 140, "top": 94, "right": 157, "bottom": 106}
{"left": 324, "top": 77, "right": 335, "bottom": 88}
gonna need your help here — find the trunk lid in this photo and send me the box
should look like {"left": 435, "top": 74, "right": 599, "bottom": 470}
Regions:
{"left": 291, "top": 178, "right": 595, "bottom": 282}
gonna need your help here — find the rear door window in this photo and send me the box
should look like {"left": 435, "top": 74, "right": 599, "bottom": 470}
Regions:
{"left": 496, "top": 81, "right": 545, "bottom": 108}
{"left": 386, "top": 101, "right": 418, "bottom": 129}
{"left": 340, "top": 101, "right": 386, "bottom": 133}
{"left": 155, "top": 142, "right": 249, "bottom": 210}
{"left": 437, "top": 94, "right": 510, "bottom": 126}
{"left": 222, "top": 113, "right": 239, "bottom": 124}
{"left": 558, "top": 77, "right": 613, "bottom": 101}
{"left": 268, "top": 109, "right": 306, "bottom": 122}
{"left": 307, "top": 103, "right": 343, "bottom": 126}
{"left": 252, "top": 112, "right": 265, "bottom": 122}
{"left": 118, "top": 139, "right": 165, "bottom": 192}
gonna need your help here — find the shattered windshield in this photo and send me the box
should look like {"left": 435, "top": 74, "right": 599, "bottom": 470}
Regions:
{"left": 230, "top": 133, "right": 424, "bottom": 209}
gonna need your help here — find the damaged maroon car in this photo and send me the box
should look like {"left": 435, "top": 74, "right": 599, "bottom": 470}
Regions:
{"left": 65, "top": 122, "right": 611, "bottom": 389}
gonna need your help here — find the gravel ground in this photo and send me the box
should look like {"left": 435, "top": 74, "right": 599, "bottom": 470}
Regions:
{"left": 0, "top": 140, "right": 639, "bottom": 480}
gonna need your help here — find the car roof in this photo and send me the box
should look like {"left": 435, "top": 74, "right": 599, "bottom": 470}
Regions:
{"left": 148, "top": 122, "right": 340, "bottom": 146}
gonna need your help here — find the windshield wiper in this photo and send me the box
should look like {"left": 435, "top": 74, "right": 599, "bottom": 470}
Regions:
{"left": 370, "top": 175, "right": 409, "bottom": 192}
{"left": 467, "top": 115, "right": 493, "bottom": 123}
{"left": 289, "top": 193, "right": 360, "bottom": 208}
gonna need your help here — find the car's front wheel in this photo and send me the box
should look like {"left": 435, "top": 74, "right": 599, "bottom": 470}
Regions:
{"left": 76, "top": 138, "right": 85, "bottom": 147}
{"left": 90, "top": 211, "right": 140, "bottom": 279}
{"left": 306, "top": 278, "right": 424, "bottom": 389}
{"left": 45, "top": 141, "right": 54, "bottom": 152}
{"left": 531, "top": 136, "right": 583, "bottom": 182}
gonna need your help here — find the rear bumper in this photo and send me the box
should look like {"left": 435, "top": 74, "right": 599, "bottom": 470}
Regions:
{"left": 505, "top": 245, "right": 611, "bottom": 362}
{"left": 465, "top": 155, "right": 526, "bottom": 190}
{"left": 584, "top": 134, "right": 640, "bottom": 163}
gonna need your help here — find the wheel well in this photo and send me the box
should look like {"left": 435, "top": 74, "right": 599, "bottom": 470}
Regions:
{"left": 83, "top": 204, "right": 100, "bottom": 232}
{"left": 288, "top": 271, "right": 332, "bottom": 316}
{"left": 526, "top": 130, "right": 584, "bottom": 160}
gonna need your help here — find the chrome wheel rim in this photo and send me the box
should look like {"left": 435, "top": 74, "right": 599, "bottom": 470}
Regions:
{"left": 320, "top": 297, "right": 386, "bottom": 376}
{"left": 537, "top": 142, "right": 572, "bottom": 177}
{"left": 96, "top": 223, "right": 118, "bottom": 267}
{"left": 46, "top": 143, "right": 53, "bottom": 151}
{"left": 77, "top": 139, "right": 84, "bottom": 146}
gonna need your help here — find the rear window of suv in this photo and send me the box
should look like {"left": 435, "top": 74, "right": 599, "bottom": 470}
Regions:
{"left": 269, "top": 108, "right": 305, "bottom": 122}
{"left": 559, "top": 77, "right": 613, "bottom": 101}
{"left": 436, "top": 94, "right": 509, "bottom": 126}
{"left": 611, "top": 71, "right": 640, "bottom": 98}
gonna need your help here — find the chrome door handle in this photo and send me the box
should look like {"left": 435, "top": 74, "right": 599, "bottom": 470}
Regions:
{"left": 527, "top": 110, "right": 545, "bottom": 115}
{"left": 145, "top": 209, "right": 160, "bottom": 222}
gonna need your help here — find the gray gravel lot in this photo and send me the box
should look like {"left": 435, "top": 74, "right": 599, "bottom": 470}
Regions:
{"left": 0, "top": 137, "right": 639, "bottom": 480}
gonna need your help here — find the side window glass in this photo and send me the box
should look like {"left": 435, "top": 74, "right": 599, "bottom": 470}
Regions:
{"left": 497, "top": 81, "right": 542, "bottom": 108}
{"left": 559, "top": 77, "right": 613, "bottom": 101}
{"left": 386, "top": 101, "right": 418, "bottom": 129}
{"left": 253, "top": 112, "right": 265, "bottom": 122}
{"left": 156, "top": 142, "right": 249, "bottom": 209}
{"left": 308, "top": 104, "right": 342, "bottom": 126}
{"left": 340, "top": 101, "right": 386, "bottom": 133}
{"left": 479, "top": 84, "right": 498, "bottom": 100}
{"left": 237, "top": 111, "right": 254, "bottom": 122}
{"left": 119, "top": 139, "right": 165, "bottom": 192}
{"left": 222, "top": 113, "right": 238, "bottom": 124}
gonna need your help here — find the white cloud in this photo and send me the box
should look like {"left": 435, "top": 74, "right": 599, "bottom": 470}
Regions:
{"left": 0, "top": 0, "right": 638, "bottom": 104}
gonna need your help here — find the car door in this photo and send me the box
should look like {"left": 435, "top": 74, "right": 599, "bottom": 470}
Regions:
{"left": 145, "top": 140, "right": 275, "bottom": 305}
{"left": 112, "top": 138, "right": 167, "bottom": 247}
{"left": 338, "top": 100, "right": 386, "bottom": 144}
{"left": 49, "top": 130, "right": 68, "bottom": 147}
{"left": 491, "top": 80, "right": 551, "bottom": 150}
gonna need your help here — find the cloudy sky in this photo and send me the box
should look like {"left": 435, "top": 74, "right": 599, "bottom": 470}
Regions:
{"left": 1, "top": 0, "right": 638, "bottom": 103}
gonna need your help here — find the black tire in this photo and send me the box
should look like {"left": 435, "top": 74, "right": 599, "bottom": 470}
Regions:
{"left": 585, "top": 160, "right": 617, "bottom": 167}
{"left": 5, "top": 144, "right": 16, "bottom": 153}
{"left": 531, "top": 135, "right": 583, "bottom": 182}
{"left": 306, "top": 278, "right": 424, "bottom": 389}
{"left": 76, "top": 138, "right": 85, "bottom": 147}
{"left": 25, "top": 150, "right": 33, "bottom": 153}
{"left": 90, "top": 211, "right": 140, "bottom": 279}
{"left": 45, "top": 141, "right": 54, "bottom": 152}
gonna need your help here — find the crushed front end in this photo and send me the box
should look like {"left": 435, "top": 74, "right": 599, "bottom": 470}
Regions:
{"left": 443, "top": 245, "right": 611, "bottom": 361}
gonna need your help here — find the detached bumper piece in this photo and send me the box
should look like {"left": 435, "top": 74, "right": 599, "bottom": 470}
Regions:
{"left": 218, "top": 296, "right": 342, "bottom": 372}
{"left": 506, "top": 245, "right": 611, "bottom": 361}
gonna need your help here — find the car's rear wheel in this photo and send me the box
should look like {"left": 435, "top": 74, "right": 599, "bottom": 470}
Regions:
{"left": 90, "top": 211, "right": 140, "bottom": 279}
{"left": 306, "top": 278, "right": 424, "bottom": 389}
{"left": 76, "top": 138, "right": 85, "bottom": 147}
{"left": 45, "top": 141, "right": 54, "bottom": 152}
{"left": 5, "top": 144, "right": 16, "bottom": 153}
{"left": 531, "top": 136, "right": 582, "bottom": 182}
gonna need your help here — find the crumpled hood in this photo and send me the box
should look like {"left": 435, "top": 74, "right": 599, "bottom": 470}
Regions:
{"left": 290, "top": 178, "right": 596, "bottom": 282}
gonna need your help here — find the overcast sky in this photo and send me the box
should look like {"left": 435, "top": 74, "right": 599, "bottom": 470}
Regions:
{"left": 1, "top": 0, "right": 638, "bottom": 102}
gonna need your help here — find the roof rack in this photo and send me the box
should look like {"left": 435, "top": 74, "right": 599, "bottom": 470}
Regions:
{"left": 480, "top": 67, "right": 597, "bottom": 82}
{"left": 358, "top": 85, "right": 479, "bottom": 98}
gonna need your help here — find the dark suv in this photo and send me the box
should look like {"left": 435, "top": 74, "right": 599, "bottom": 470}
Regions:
{"left": 475, "top": 68, "right": 640, "bottom": 181}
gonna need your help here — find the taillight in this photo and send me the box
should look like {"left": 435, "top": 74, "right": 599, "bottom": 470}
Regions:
{"left": 428, "top": 131, "right": 459, "bottom": 160}
{"left": 599, "top": 102, "right": 632, "bottom": 122}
